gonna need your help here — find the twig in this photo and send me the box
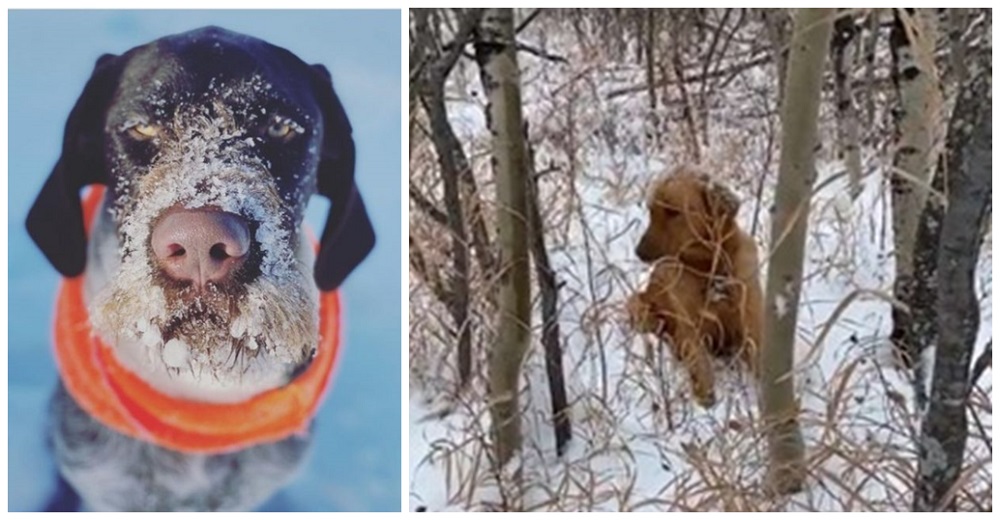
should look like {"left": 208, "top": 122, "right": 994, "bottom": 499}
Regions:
{"left": 606, "top": 54, "right": 772, "bottom": 99}
{"left": 967, "top": 342, "right": 991, "bottom": 454}
{"left": 466, "top": 40, "right": 567, "bottom": 63}
{"left": 967, "top": 398, "right": 992, "bottom": 455}
{"left": 515, "top": 8, "right": 542, "bottom": 34}
{"left": 517, "top": 42, "right": 568, "bottom": 63}
{"left": 410, "top": 186, "right": 449, "bottom": 227}
{"left": 967, "top": 340, "right": 991, "bottom": 393}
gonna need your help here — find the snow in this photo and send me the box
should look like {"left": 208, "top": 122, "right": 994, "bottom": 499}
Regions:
{"left": 408, "top": 13, "right": 991, "bottom": 512}
{"left": 162, "top": 338, "right": 190, "bottom": 368}
{"left": 8, "top": 10, "right": 401, "bottom": 511}
{"left": 775, "top": 294, "right": 789, "bottom": 319}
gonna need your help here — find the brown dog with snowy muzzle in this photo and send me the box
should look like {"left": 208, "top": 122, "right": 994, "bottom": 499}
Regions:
{"left": 628, "top": 165, "right": 762, "bottom": 408}
{"left": 26, "top": 27, "right": 374, "bottom": 511}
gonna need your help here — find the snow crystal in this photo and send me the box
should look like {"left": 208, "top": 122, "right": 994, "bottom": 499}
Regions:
{"left": 775, "top": 294, "right": 788, "bottom": 319}
{"left": 162, "top": 338, "right": 190, "bottom": 368}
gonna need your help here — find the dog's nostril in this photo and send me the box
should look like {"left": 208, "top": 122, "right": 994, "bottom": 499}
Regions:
{"left": 209, "top": 243, "right": 231, "bottom": 261}
{"left": 151, "top": 209, "right": 251, "bottom": 288}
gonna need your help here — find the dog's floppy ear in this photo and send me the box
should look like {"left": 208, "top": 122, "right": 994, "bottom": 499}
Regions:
{"left": 310, "top": 64, "right": 376, "bottom": 291}
{"left": 26, "top": 53, "right": 124, "bottom": 277}
{"left": 699, "top": 175, "right": 740, "bottom": 221}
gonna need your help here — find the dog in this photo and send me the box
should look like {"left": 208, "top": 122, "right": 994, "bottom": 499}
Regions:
{"left": 26, "top": 26, "right": 375, "bottom": 511}
{"left": 627, "top": 166, "right": 762, "bottom": 408}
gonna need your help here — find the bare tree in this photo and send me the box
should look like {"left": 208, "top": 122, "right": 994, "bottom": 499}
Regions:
{"left": 761, "top": 7, "right": 834, "bottom": 495}
{"left": 861, "top": 9, "right": 882, "bottom": 130}
{"left": 475, "top": 8, "right": 533, "bottom": 469}
{"left": 523, "top": 138, "right": 573, "bottom": 458}
{"left": 888, "top": 8, "right": 944, "bottom": 368}
{"left": 667, "top": 11, "right": 703, "bottom": 162}
{"left": 410, "top": 9, "right": 498, "bottom": 391}
{"left": 761, "top": 8, "right": 790, "bottom": 108}
{"left": 831, "top": 10, "right": 863, "bottom": 198}
{"left": 912, "top": 38, "right": 991, "bottom": 512}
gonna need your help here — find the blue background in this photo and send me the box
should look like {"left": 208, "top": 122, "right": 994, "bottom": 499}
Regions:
{"left": 8, "top": 10, "right": 401, "bottom": 512}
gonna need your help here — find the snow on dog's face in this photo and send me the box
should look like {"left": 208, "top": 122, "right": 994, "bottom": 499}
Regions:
{"left": 90, "top": 30, "right": 327, "bottom": 393}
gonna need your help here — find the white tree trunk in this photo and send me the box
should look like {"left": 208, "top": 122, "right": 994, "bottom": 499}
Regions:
{"left": 889, "top": 8, "right": 944, "bottom": 365}
{"left": 891, "top": 9, "right": 942, "bottom": 272}
{"left": 476, "top": 8, "right": 533, "bottom": 470}
{"left": 761, "top": 7, "right": 834, "bottom": 496}
{"left": 831, "top": 12, "right": 863, "bottom": 199}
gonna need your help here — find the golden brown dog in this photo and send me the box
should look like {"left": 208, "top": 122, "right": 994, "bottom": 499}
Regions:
{"left": 628, "top": 166, "right": 762, "bottom": 408}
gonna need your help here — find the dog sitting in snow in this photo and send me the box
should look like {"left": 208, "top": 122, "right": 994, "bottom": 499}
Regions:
{"left": 627, "top": 165, "right": 762, "bottom": 408}
{"left": 26, "top": 27, "right": 374, "bottom": 511}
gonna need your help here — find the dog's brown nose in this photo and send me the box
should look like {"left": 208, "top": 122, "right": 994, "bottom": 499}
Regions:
{"left": 151, "top": 208, "right": 250, "bottom": 289}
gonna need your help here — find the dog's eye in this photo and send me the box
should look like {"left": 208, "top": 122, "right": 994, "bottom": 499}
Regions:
{"left": 267, "top": 121, "right": 293, "bottom": 139}
{"left": 126, "top": 123, "right": 160, "bottom": 141}
{"left": 656, "top": 205, "right": 679, "bottom": 218}
{"left": 266, "top": 118, "right": 304, "bottom": 141}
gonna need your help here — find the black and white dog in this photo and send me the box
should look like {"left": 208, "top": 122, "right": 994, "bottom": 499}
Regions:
{"left": 26, "top": 26, "right": 374, "bottom": 511}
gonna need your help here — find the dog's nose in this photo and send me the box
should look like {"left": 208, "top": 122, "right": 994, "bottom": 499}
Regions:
{"left": 635, "top": 240, "right": 654, "bottom": 263}
{"left": 151, "top": 208, "right": 250, "bottom": 289}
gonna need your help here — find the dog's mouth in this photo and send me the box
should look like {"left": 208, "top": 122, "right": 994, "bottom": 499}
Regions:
{"left": 157, "top": 292, "right": 266, "bottom": 371}
{"left": 150, "top": 249, "right": 264, "bottom": 364}
{"left": 92, "top": 223, "right": 319, "bottom": 386}
{"left": 156, "top": 272, "right": 247, "bottom": 341}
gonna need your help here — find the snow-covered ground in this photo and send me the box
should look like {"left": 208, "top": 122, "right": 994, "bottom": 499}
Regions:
{"left": 8, "top": 10, "right": 401, "bottom": 512}
{"left": 408, "top": 14, "right": 991, "bottom": 511}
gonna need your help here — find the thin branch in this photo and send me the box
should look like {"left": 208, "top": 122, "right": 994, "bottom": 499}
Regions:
{"left": 607, "top": 53, "right": 772, "bottom": 99}
{"left": 515, "top": 8, "right": 542, "bottom": 34}
{"left": 967, "top": 346, "right": 992, "bottom": 454}
{"left": 429, "top": 9, "right": 484, "bottom": 85}
{"left": 516, "top": 42, "right": 568, "bottom": 63}
{"left": 409, "top": 236, "right": 453, "bottom": 307}
{"left": 968, "top": 340, "right": 992, "bottom": 394}
{"left": 463, "top": 41, "right": 567, "bottom": 63}
{"left": 409, "top": 186, "right": 449, "bottom": 227}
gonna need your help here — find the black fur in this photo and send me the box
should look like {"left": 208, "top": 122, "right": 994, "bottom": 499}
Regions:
{"left": 26, "top": 26, "right": 374, "bottom": 290}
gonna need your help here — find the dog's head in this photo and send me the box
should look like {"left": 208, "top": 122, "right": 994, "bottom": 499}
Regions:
{"left": 636, "top": 168, "right": 740, "bottom": 266}
{"left": 26, "top": 27, "right": 375, "bottom": 393}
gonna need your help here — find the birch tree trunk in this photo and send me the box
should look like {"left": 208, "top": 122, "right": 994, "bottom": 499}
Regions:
{"left": 888, "top": 8, "right": 943, "bottom": 367}
{"left": 644, "top": 9, "right": 661, "bottom": 149}
{"left": 761, "top": 7, "right": 834, "bottom": 495}
{"left": 831, "top": 11, "right": 863, "bottom": 199}
{"left": 862, "top": 10, "right": 881, "bottom": 131}
{"left": 913, "top": 41, "right": 991, "bottom": 512}
{"left": 762, "top": 8, "right": 790, "bottom": 110}
{"left": 475, "top": 8, "right": 533, "bottom": 469}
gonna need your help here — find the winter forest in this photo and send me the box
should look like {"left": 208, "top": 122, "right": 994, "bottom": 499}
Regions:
{"left": 408, "top": 8, "right": 991, "bottom": 512}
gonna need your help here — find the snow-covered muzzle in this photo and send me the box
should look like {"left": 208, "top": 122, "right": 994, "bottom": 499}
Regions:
{"left": 89, "top": 106, "right": 319, "bottom": 397}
